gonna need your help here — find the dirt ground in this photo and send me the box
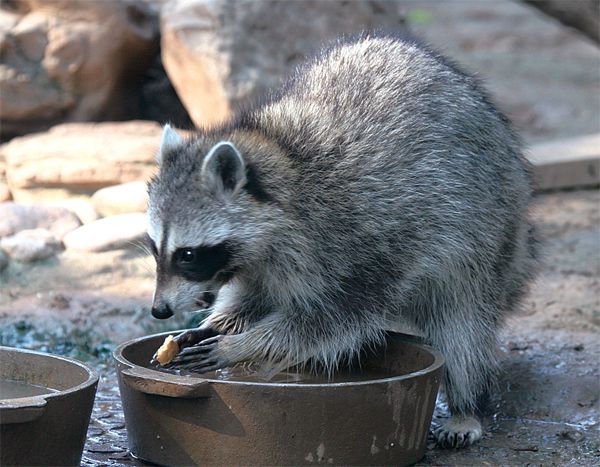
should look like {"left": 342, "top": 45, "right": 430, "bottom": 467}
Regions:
{"left": 1, "top": 188, "right": 598, "bottom": 466}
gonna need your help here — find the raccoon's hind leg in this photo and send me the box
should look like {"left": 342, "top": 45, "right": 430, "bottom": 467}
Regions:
{"left": 424, "top": 305, "right": 499, "bottom": 449}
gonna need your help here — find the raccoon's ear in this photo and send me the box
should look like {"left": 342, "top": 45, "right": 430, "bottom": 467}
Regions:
{"left": 157, "top": 124, "right": 183, "bottom": 165}
{"left": 201, "top": 141, "right": 247, "bottom": 198}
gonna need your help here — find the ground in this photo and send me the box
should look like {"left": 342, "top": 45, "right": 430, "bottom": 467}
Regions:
{"left": 422, "top": 189, "right": 600, "bottom": 466}
{"left": 1, "top": 188, "right": 598, "bottom": 466}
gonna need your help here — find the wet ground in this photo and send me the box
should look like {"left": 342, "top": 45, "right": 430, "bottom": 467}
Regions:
{"left": 1, "top": 188, "right": 598, "bottom": 466}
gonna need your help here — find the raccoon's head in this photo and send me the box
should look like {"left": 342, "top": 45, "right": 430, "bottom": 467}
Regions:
{"left": 146, "top": 124, "right": 276, "bottom": 319}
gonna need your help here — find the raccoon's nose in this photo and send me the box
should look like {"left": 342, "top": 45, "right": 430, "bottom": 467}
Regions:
{"left": 152, "top": 303, "right": 174, "bottom": 319}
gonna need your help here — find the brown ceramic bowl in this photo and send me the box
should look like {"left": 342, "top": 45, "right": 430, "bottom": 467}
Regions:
{"left": 114, "top": 331, "right": 444, "bottom": 466}
{"left": 0, "top": 346, "right": 98, "bottom": 466}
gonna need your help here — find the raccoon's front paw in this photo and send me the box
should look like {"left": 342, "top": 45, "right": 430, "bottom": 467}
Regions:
{"left": 174, "top": 327, "right": 219, "bottom": 350}
{"left": 434, "top": 415, "right": 482, "bottom": 449}
{"left": 150, "top": 327, "right": 218, "bottom": 365}
{"left": 169, "top": 334, "right": 235, "bottom": 373}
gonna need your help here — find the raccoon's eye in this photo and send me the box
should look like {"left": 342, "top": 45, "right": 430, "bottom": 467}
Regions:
{"left": 178, "top": 248, "right": 195, "bottom": 264}
{"left": 172, "top": 242, "right": 235, "bottom": 282}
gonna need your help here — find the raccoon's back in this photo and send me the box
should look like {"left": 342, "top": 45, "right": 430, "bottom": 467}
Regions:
{"left": 251, "top": 36, "right": 531, "bottom": 230}
{"left": 254, "top": 37, "right": 519, "bottom": 181}
{"left": 243, "top": 36, "right": 534, "bottom": 310}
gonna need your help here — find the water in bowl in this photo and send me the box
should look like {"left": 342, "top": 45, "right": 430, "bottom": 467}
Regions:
{"left": 155, "top": 362, "right": 397, "bottom": 384}
{"left": 0, "top": 379, "right": 58, "bottom": 399}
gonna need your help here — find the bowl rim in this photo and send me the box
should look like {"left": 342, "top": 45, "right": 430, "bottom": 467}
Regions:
{"left": 113, "top": 330, "right": 445, "bottom": 388}
{"left": 0, "top": 345, "right": 99, "bottom": 401}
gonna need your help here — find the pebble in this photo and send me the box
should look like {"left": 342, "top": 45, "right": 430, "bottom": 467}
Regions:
{"left": 0, "top": 202, "right": 81, "bottom": 239}
{"left": 0, "top": 228, "right": 63, "bottom": 262}
{"left": 0, "top": 183, "right": 11, "bottom": 202}
{"left": 62, "top": 213, "right": 148, "bottom": 252}
{"left": 0, "top": 249, "right": 8, "bottom": 271}
{"left": 50, "top": 198, "right": 100, "bottom": 225}
{"left": 91, "top": 181, "right": 149, "bottom": 216}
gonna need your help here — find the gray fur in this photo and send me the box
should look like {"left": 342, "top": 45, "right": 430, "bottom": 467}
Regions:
{"left": 157, "top": 124, "right": 183, "bottom": 164}
{"left": 148, "top": 35, "right": 536, "bottom": 448}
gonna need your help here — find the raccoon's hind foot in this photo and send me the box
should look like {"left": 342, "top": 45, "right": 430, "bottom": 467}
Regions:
{"left": 433, "top": 415, "right": 482, "bottom": 449}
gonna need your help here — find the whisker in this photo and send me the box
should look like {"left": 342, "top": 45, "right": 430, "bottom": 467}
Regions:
{"left": 127, "top": 239, "right": 155, "bottom": 258}
{"left": 186, "top": 308, "right": 213, "bottom": 315}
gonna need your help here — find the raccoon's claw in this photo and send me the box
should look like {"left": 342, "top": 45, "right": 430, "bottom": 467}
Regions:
{"left": 174, "top": 327, "right": 219, "bottom": 350}
{"left": 171, "top": 340, "right": 218, "bottom": 363}
{"left": 149, "top": 327, "right": 219, "bottom": 366}
{"left": 433, "top": 415, "right": 482, "bottom": 449}
{"left": 169, "top": 335, "right": 230, "bottom": 373}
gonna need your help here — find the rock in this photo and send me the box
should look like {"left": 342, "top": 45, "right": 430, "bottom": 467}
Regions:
{"left": 0, "top": 249, "right": 8, "bottom": 272}
{"left": 523, "top": 0, "right": 599, "bottom": 43}
{"left": 62, "top": 213, "right": 148, "bottom": 252}
{"left": 0, "top": 228, "right": 63, "bottom": 262}
{"left": 50, "top": 198, "right": 100, "bottom": 225}
{"left": 139, "top": 55, "right": 193, "bottom": 129}
{"left": 161, "top": 0, "right": 406, "bottom": 128}
{"left": 0, "top": 0, "right": 159, "bottom": 139}
{"left": 0, "top": 155, "right": 10, "bottom": 202}
{"left": 527, "top": 133, "right": 600, "bottom": 191}
{"left": 0, "top": 183, "right": 10, "bottom": 202}
{"left": 1, "top": 121, "right": 165, "bottom": 200}
{"left": 0, "top": 202, "right": 81, "bottom": 239}
{"left": 91, "top": 181, "right": 149, "bottom": 216}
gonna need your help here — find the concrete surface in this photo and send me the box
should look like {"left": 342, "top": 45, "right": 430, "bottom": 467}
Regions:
{"left": 407, "top": 0, "right": 600, "bottom": 144}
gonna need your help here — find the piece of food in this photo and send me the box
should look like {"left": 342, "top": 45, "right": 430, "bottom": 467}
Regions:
{"left": 156, "top": 335, "right": 179, "bottom": 365}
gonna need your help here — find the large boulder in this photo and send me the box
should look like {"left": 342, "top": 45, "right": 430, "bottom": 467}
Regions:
{"left": 522, "top": 0, "right": 599, "bottom": 43}
{"left": 161, "top": 0, "right": 406, "bottom": 128}
{"left": 0, "top": 0, "right": 159, "bottom": 139}
{"left": 1, "top": 121, "right": 165, "bottom": 201}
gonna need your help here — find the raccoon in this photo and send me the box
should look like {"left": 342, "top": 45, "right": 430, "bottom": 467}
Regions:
{"left": 146, "top": 35, "right": 536, "bottom": 448}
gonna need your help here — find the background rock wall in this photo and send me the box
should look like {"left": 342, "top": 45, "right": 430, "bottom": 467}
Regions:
{"left": 160, "top": 0, "right": 406, "bottom": 128}
{"left": 0, "top": 0, "right": 162, "bottom": 138}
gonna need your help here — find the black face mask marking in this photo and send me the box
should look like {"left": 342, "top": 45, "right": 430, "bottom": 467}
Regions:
{"left": 171, "top": 242, "right": 236, "bottom": 282}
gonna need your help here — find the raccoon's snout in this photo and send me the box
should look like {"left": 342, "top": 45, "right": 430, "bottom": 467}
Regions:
{"left": 195, "top": 292, "right": 216, "bottom": 309}
{"left": 152, "top": 303, "right": 174, "bottom": 319}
